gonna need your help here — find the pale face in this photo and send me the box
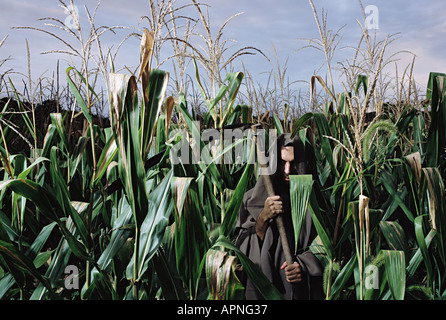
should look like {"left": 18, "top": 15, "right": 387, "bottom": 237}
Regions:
{"left": 279, "top": 146, "right": 297, "bottom": 183}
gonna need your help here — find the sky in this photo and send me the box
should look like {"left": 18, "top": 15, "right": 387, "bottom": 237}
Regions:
{"left": 1, "top": 0, "right": 446, "bottom": 103}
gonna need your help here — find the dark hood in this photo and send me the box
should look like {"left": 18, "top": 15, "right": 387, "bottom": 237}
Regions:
{"left": 246, "top": 133, "right": 309, "bottom": 212}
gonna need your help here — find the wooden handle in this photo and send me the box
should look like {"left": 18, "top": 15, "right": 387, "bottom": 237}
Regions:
{"left": 262, "top": 175, "right": 294, "bottom": 266}
{"left": 253, "top": 127, "right": 294, "bottom": 266}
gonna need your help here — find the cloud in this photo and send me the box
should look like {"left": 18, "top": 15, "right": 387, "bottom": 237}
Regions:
{"left": 1, "top": 0, "right": 445, "bottom": 98}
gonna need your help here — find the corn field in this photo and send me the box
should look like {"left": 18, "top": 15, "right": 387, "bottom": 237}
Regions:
{"left": 0, "top": 0, "right": 445, "bottom": 301}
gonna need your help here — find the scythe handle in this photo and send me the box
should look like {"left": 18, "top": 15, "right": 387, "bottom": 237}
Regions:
{"left": 262, "top": 175, "right": 294, "bottom": 266}
{"left": 253, "top": 126, "right": 294, "bottom": 266}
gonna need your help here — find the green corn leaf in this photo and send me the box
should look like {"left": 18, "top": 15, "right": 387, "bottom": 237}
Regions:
{"left": 290, "top": 113, "right": 313, "bottom": 139}
{"left": 66, "top": 67, "right": 93, "bottom": 124}
{"left": 420, "top": 167, "right": 446, "bottom": 264}
{"left": 125, "top": 166, "right": 170, "bottom": 284}
{"left": 0, "top": 178, "right": 91, "bottom": 262}
{"left": 337, "top": 92, "right": 351, "bottom": 116}
{"left": 30, "top": 229, "right": 73, "bottom": 300}
{"left": 290, "top": 175, "right": 314, "bottom": 255}
{"left": 412, "top": 113, "right": 426, "bottom": 155}
{"left": 380, "top": 221, "right": 408, "bottom": 253}
{"left": 220, "top": 136, "right": 255, "bottom": 237}
{"left": 92, "top": 136, "right": 117, "bottom": 187}
{"left": 273, "top": 114, "right": 284, "bottom": 136}
{"left": 0, "top": 239, "right": 56, "bottom": 298}
{"left": 0, "top": 179, "right": 56, "bottom": 221}
{"left": 152, "top": 247, "right": 187, "bottom": 300}
{"left": 212, "top": 236, "right": 284, "bottom": 300}
{"left": 82, "top": 269, "right": 119, "bottom": 300}
{"left": 328, "top": 254, "right": 357, "bottom": 300}
{"left": 177, "top": 93, "right": 223, "bottom": 192}
{"left": 209, "top": 82, "right": 228, "bottom": 113}
{"left": 0, "top": 274, "right": 15, "bottom": 299}
{"left": 68, "top": 136, "right": 89, "bottom": 184}
{"left": 220, "top": 72, "right": 244, "bottom": 127}
{"left": 96, "top": 196, "right": 133, "bottom": 270}
{"left": 193, "top": 58, "right": 209, "bottom": 103}
{"left": 86, "top": 197, "right": 134, "bottom": 296}
{"left": 362, "top": 120, "right": 397, "bottom": 164}
{"left": 205, "top": 248, "right": 244, "bottom": 300}
{"left": 156, "top": 114, "right": 167, "bottom": 154}
{"left": 407, "top": 229, "right": 436, "bottom": 280}
{"left": 382, "top": 250, "right": 406, "bottom": 300}
{"left": 313, "top": 113, "right": 337, "bottom": 176}
{"left": 29, "top": 222, "right": 57, "bottom": 257}
{"left": 140, "top": 69, "right": 169, "bottom": 159}
{"left": 17, "top": 157, "right": 49, "bottom": 180}
{"left": 109, "top": 73, "right": 148, "bottom": 227}
{"left": 425, "top": 72, "right": 446, "bottom": 168}
{"left": 173, "top": 177, "right": 209, "bottom": 298}
{"left": 414, "top": 215, "right": 434, "bottom": 289}
{"left": 379, "top": 171, "right": 414, "bottom": 222}
{"left": 33, "top": 250, "right": 54, "bottom": 269}
{"left": 354, "top": 74, "right": 368, "bottom": 97}
{"left": 41, "top": 124, "right": 57, "bottom": 158}
{"left": 49, "top": 146, "right": 91, "bottom": 249}
{"left": 50, "top": 113, "right": 69, "bottom": 153}
{"left": 133, "top": 170, "right": 174, "bottom": 280}
{"left": 195, "top": 136, "right": 247, "bottom": 182}
{"left": 308, "top": 189, "right": 334, "bottom": 261}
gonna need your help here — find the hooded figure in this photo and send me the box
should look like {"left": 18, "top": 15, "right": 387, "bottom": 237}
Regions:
{"left": 235, "top": 133, "right": 324, "bottom": 300}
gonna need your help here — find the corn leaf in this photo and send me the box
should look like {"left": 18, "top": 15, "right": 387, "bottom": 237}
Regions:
{"left": 152, "top": 247, "right": 187, "bottom": 300}
{"left": 173, "top": 177, "right": 209, "bottom": 298}
{"left": 290, "top": 113, "right": 314, "bottom": 139}
{"left": 96, "top": 196, "right": 133, "bottom": 270}
{"left": 0, "top": 239, "right": 56, "bottom": 298}
{"left": 212, "top": 236, "right": 284, "bottom": 300}
{"left": 177, "top": 93, "right": 223, "bottom": 192}
{"left": 273, "top": 114, "right": 284, "bottom": 136}
{"left": 414, "top": 215, "right": 434, "bottom": 289}
{"left": 420, "top": 167, "right": 446, "bottom": 263}
{"left": 425, "top": 72, "right": 446, "bottom": 168}
{"left": 50, "top": 113, "right": 69, "bottom": 153}
{"left": 220, "top": 135, "right": 255, "bottom": 237}
{"left": 140, "top": 69, "right": 169, "bottom": 159}
{"left": 328, "top": 254, "right": 357, "bottom": 300}
{"left": 382, "top": 250, "right": 406, "bottom": 300}
{"left": 407, "top": 229, "right": 436, "bottom": 280}
{"left": 290, "top": 175, "right": 314, "bottom": 255}
{"left": 354, "top": 74, "right": 368, "bottom": 97}
{"left": 220, "top": 72, "right": 244, "bottom": 127}
{"left": 308, "top": 188, "right": 334, "bottom": 261}
{"left": 380, "top": 221, "right": 408, "bottom": 253}
{"left": 30, "top": 233, "right": 72, "bottom": 300}
{"left": 379, "top": 171, "right": 414, "bottom": 222}
{"left": 0, "top": 179, "right": 91, "bottom": 262}
{"left": 205, "top": 249, "right": 244, "bottom": 300}
{"left": 49, "top": 146, "right": 91, "bottom": 249}
{"left": 92, "top": 136, "right": 117, "bottom": 187}
{"left": 132, "top": 170, "right": 173, "bottom": 280}
{"left": 66, "top": 67, "right": 93, "bottom": 124}
{"left": 109, "top": 73, "right": 148, "bottom": 227}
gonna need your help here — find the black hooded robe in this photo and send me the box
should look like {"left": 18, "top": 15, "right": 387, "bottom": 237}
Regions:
{"left": 235, "top": 134, "right": 324, "bottom": 300}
